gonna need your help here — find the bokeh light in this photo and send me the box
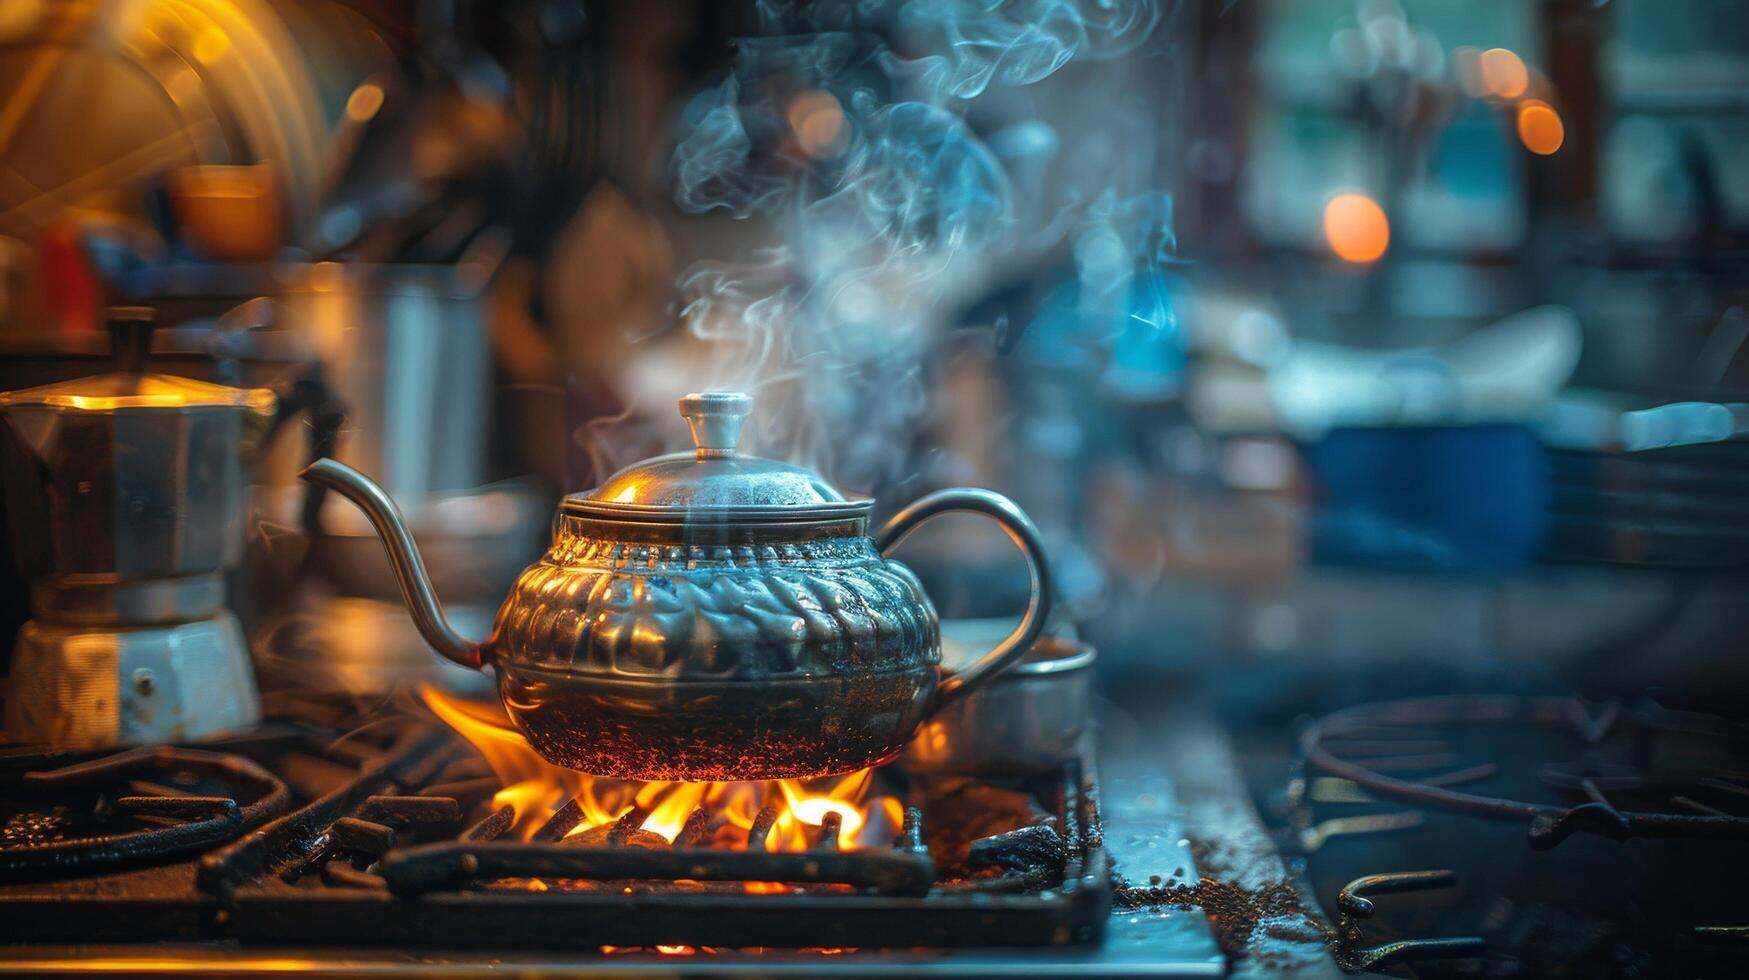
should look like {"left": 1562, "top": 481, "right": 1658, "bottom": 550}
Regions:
{"left": 1323, "top": 192, "right": 1390, "bottom": 263}
{"left": 1516, "top": 99, "right": 1564, "bottom": 155}
{"left": 787, "top": 89, "right": 847, "bottom": 160}
{"left": 192, "top": 27, "right": 230, "bottom": 65}
{"left": 1478, "top": 47, "right": 1528, "bottom": 99}
{"left": 346, "top": 82, "right": 385, "bottom": 122}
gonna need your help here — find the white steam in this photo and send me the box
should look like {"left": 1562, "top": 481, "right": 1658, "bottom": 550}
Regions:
{"left": 589, "top": 0, "right": 1165, "bottom": 494}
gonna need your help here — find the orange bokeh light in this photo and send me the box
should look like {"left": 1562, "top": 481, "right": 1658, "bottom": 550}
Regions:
{"left": 1478, "top": 48, "right": 1529, "bottom": 99}
{"left": 1323, "top": 192, "right": 1390, "bottom": 264}
{"left": 787, "top": 89, "right": 847, "bottom": 159}
{"left": 1516, "top": 100, "right": 1564, "bottom": 155}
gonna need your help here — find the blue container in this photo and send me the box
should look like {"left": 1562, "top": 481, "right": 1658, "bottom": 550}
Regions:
{"left": 1305, "top": 425, "right": 1548, "bottom": 569}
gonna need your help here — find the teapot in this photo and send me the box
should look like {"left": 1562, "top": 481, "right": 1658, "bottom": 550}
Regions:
{"left": 302, "top": 391, "right": 1050, "bottom": 780}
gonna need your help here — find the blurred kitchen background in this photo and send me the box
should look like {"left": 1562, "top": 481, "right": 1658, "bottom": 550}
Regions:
{"left": 2, "top": 0, "right": 1747, "bottom": 722}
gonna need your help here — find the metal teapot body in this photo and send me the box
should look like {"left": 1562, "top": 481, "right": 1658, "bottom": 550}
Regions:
{"left": 303, "top": 392, "right": 1051, "bottom": 781}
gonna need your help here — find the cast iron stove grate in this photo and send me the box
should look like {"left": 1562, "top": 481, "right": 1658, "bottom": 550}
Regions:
{"left": 1287, "top": 694, "right": 1749, "bottom": 977}
{"left": 2, "top": 715, "right": 1111, "bottom": 952}
{"left": 1299, "top": 694, "right": 1749, "bottom": 849}
{"left": 207, "top": 727, "right": 1111, "bottom": 950}
{"left": 0, "top": 719, "right": 436, "bottom": 942}
{"left": 1, "top": 746, "right": 289, "bottom": 877}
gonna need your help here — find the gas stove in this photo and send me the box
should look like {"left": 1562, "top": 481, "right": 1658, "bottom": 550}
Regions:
{"left": 18, "top": 681, "right": 1747, "bottom": 977}
{"left": 0, "top": 691, "right": 1231, "bottom": 974}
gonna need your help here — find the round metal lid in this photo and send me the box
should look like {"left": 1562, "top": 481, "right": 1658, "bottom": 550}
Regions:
{"left": 563, "top": 392, "right": 872, "bottom": 523}
{"left": 0, "top": 372, "right": 277, "bottom": 413}
{"left": 0, "top": 307, "right": 275, "bottom": 414}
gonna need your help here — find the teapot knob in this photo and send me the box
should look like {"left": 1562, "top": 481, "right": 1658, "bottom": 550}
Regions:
{"left": 107, "top": 306, "right": 156, "bottom": 375}
{"left": 679, "top": 391, "right": 753, "bottom": 459}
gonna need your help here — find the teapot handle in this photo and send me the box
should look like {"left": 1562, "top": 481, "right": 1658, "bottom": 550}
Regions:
{"left": 875, "top": 488, "right": 1053, "bottom": 711}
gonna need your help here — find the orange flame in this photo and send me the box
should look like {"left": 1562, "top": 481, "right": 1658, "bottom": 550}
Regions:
{"left": 421, "top": 686, "right": 899, "bottom": 852}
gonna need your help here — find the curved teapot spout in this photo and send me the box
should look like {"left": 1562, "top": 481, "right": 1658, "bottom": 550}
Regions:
{"left": 298, "top": 458, "right": 484, "bottom": 670}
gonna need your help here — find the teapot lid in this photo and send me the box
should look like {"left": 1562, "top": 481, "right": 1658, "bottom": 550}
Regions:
{"left": 563, "top": 392, "right": 871, "bottom": 523}
{"left": 0, "top": 308, "right": 275, "bottom": 415}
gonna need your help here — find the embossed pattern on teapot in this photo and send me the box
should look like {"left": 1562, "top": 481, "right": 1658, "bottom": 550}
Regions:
{"left": 301, "top": 391, "right": 1051, "bottom": 780}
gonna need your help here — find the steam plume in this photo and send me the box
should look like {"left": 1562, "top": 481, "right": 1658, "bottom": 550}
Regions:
{"left": 598, "top": 0, "right": 1166, "bottom": 493}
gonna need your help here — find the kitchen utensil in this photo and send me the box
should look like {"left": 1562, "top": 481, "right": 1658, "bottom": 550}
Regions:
{"left": 900, "top": 632, "right": 1095, "bottom": 775}
{"left": 271, "top": 260, "right": 492, "bottom": 502}
{"left": 0, "top": 307, "right": 324, "bottom": 748}
{"left": 165, "top": 164, "right": 285, "bottom": 263}
{"left": 301, "top": 390, "right": 1052, "bottom": 781}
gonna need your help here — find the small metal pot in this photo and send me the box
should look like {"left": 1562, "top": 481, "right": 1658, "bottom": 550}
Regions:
{"left": 899, "top": 634, "right": 1095, "bottom": 776}
{"left": 269, "top": 260, "right": 493, "bottom": 496}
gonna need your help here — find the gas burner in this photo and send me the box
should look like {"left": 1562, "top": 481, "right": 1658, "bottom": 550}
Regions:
{"left": 373, "top": 801, "right": 937, "bottom": 897}
{"left": 1, "top": 746, "right": 289, "bottom": 878}
{"left": 206, "top": 727, "right": 1111, "bottom": 950}
{"left": 1290, "top": 694, "right": 1749, "bottom": 978}
{"left": 1, "top": 713, "right": 1112, "bottom": 953}
{"left": 1300, "top": 695, "right": 1749, "bottom": 849}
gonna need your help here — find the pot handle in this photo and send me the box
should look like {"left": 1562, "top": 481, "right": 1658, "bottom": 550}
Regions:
{"left": 875, "top": 488, "right": 1053, "bottom": 711}
{"left": 206, "top": 298, "right": 346, "bottom": 538}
